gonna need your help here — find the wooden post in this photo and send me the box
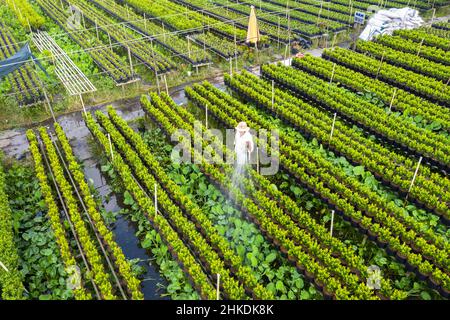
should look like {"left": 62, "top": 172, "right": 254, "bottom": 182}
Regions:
{"left": 256, "top": 146, "right": 259, "bottom": 174}
{"left": 127, "top": 46, "right": 133, "bottom": 75}
{"left": 234, "top": 24, "right": 238, "bottom": 71}
{"left": 277, "top": 16, "right": 281, "bottom": 48}
{"left": 216, "top": 274, "right": 220, "bottom": 300}
{"left": 443, "top": 77, "right": 450, "bottom": 93}
{"left": 430, "top": 8, "right": 436, "bottom": 26}
{"left": 329, "top": 63, "right": 336, "bottom": 84}
{"left": 108, "top": 32, "right": 113, "bottom": 52}
{"left": 144, "top": 13, "right": 147, "bottom": 32}
{"left": 162, "top": 23, "right": 166, "bottom": 41}
{"left": 108, "top": 133, "right": 114, "bottom": 160}
{"left": 406, "top": 157, "right": 423, "bottom": 199}
{"left": 79, "top": 94, "right": 86, "bottom": 116}
{"left": 271, "top": 80, "right": 275, "bottom": 110}
{"left": 95, "top": 19, "right": 99, "bottom": 40}
{"left": 375, "top": 51, "right": 385, "bottom": 79}
{"left": 0, "top": 260, "right": 9, "bottom": 272}
{"left": 330, "top": 113, "right": 337, "bottom": 140}
{"left": 330, "top": 210, "right": 335, "bottom": 237}
{"left": 331, "top": 33, "right": 337, "bottom": 48}
{"left": 163, "top": 75, "right": 169, "bottom": 95}
{"left": 229, "top": 58, "right": 233, "bottom": 77}
{"left": 155, "top": 71, "right": 160, "bottom": 94}
{"left": 26, "top": 18, "right": 32, "bottom": 34}
{"left": 389, "top": 88, "right": 397, "bottom": 112}
{"left": 416, "top": 38, "right": 424, "bottom": 56}
{"left": 43, "top": 89, "right": 56, "bottom": 123}
{"left": 154, "top": 183, "right": 158, "bottom": 216}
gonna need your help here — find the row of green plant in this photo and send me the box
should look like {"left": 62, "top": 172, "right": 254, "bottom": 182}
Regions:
{"left": 4, "top": 162, "right": 75, "bottom": 299}
{"left": 96, "top": 106, "right": 272, "bottom": 299}
{"left": 355, "top": 40, "right": 450, "bottom": 82}
{"left": 238, "top": 0, "right": 351, "bottom": 25}
{"left": 5, "top": 0, "right": 45, "bottom": 29}
{"left": 182, "top": 0, "right": 322, "bottom": 40}
{"left": 122, "top": 0, "right": 255, "bottom": 42}
{"left": 0, "top": 159, "right": 24, "bottom": 299}
{"left": 65, "top": 0, "right": 174, "bottom": 73}
{"left": 84, "top": 112, "right": 218, "bottom": 299}
{"left": 262, "top": 63, "right": 450, "bottom": 168}
{"left": 151, "top": 90, "right": 416, "bottom": 300}
{"left": 433, "top": 21, "right": 450, "bottom": 31}
{"left": 190, "top": 32, "right": 244, "bottom": 59}
{"left": 143, "top": 91, "right": 380, "bottom": 299}
{"left": 37, "top": 0, "right": 133, "bottom": 83}
{"left": 184, "top": 81, "right": 450, "bottom": 295}
{"left": 394, "top": 28, "right": 450, "bottom": 51}
{"left": 276, "top": 0, "right": 357, "bottom": 15}
{"left": 38, "top": 127, "right": 118, "bottom": 299}
{"left": 322, "top": 47, "right": 450, "bottom": 107}
{"left": 189, "top": 80, "right": 450, "bottom": 255}
{"left": 108, "top": 107, "right": 288, "bottom": 299}
{"left": 140, "top": 120, "right": 321, "bottom": 300}
{"left": 26, "top": 130, "right": 92, "bottom": 300}
{"left": 292, "top": 55, "right": 450, "bottom": 133}
{"left": 374, "top": 35, "right": 450, "bottom": 66}
{"left": 53, "top": 123, "right": 144, "bottom": 300}
{"left": 225, "top": 70, "right": 450, "bottom": 221}
{"left": 90, "top": 0, "right": 212, "bottom": 65}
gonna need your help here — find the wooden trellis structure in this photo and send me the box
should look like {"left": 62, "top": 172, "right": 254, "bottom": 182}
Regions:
{"left": 32, "top": 31, "right": 97, "bottom": 96}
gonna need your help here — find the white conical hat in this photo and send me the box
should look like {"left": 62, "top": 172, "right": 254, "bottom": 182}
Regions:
{"left": 235, "top": 121, "right": 250, "bottom": 132}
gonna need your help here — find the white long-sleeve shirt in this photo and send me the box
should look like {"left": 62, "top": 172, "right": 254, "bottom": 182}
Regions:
{"left": 235, "top": 131, "right": 254, "bottom": 165}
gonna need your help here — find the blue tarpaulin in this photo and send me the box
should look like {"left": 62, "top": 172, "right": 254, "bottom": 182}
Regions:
{"left": 0, "top": 42, "right": 47, "bottom": 79}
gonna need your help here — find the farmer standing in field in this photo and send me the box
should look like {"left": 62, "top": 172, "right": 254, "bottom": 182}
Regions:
{"left": 234, "top": 122, "right": 254, "bottom": 165}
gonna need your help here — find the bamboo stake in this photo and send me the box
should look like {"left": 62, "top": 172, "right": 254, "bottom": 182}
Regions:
{"left": 331, "top": 33, "right": 337, "bottom": 48}
{"left": 155, "top": 70, "right": 160, "bottom": 94}
{"left": 329, "top": 63, "right": 336, "bottom": 84}
{"left": 43, "top": 89, "right": 56, "bottom": 123}
{"left": 416, "top": 38, "right": 424, "bottom": 56}
{"left": 205, "top": 104, "right": 208, "bottom": 129}
{"left": 187, "top": 37, "right": 191, "bottom": 58}
{"left": 144, "top": 13, "right": 147, "bottom": 32}
{"left": 330, "top": 113, "right": 337, "bottom": 140}
{"left": 0, "top": 261, "right": 9, "bottom": 272}
{"left": 108, "top": 133, "right": 114, "bottom": 160}
{"left": 375, "top": 51, "right": 385, "bottom": 79}
{"left": 330, "top": 210, "right": 335, "bottom": 237}
{"left": 154, "top": 183, "right": 158, "bottom": 216}
{"left": 95, "top": 19, "right": 99, "bottom": 40}
{"left": 79, "top": 94, "right": 86, "bottom": 116}
{"left": 164, "top": 75, "right": 169, "bottom": 95}
{"left": 406, "top": 157, "right": 423, "bottom": 200}
{"left": 256, "top": 146, "right": 259, "bottom": 174}
{"left": 127, "top": 46, "right": 133, "bottom": 75}
{"left": 271, "top": 80, "right": 275, "bottom": 110}
{"left": 216, "top": 274, "right": 220, "bottom": 300}
{"left": 389, "top": 88, "right": 397, "bottom": 112}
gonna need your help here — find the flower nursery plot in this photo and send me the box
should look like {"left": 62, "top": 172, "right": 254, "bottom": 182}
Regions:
{"left": 0, "top": 0, "right": 449, "bottom": 305}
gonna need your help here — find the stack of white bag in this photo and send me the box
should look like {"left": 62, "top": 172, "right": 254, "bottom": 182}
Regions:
{"left": 359, "top": 8, "right": 424, "bottom": 41}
